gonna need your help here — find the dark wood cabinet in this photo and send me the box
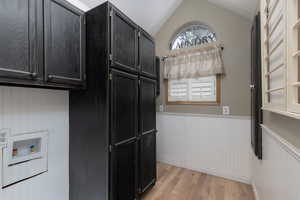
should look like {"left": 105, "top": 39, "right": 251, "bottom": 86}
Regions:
{"left": 0, "top": 0, "right": 43, "bottom": 82}
{"left": 156, "top": 57, "right": 160, "bottom": 96}
{"left": 44, "top": 0, "right": 86, "bottom": 86}
{"left": 0, "top": 0, "right": 86, "bottom": 89}
{"left": 111, "top": 140, "right": 138, "bottom": 200}
{"left": 139, "top": 77, "right": 156, "bottom": 193}
{"left": 111, "top": 70, "right": 138, "bottom": 144}
{"left": 111, "top": 8, "right": 138, "bottom": 73}
{"left": 139, "top": 30, "right": 156, "bottom": 78}
{"left": 139, "top": 132, "right": 156, "bottom": 193}
{"left": 70, "top": 3, "right": 156, "bottom": 200}
{"left": 251, "top": 13, "right": 263, "bottom": 159}
{"left": 140, "top": 77, "right": 156, "bottom": 134}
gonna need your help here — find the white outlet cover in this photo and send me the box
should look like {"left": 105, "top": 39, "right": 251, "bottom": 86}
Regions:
{"left": 159, "top": 105, "right": 164, "bottom": 112}
{"left": 222, "top": 106, "right": 230, "bottom": 115}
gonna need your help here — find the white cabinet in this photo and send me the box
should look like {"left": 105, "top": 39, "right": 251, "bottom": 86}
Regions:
{"left": 260, "top": 0, "right": 300, "bottom": 118}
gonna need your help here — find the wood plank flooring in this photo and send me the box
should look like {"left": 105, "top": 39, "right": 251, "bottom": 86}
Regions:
{"left": 142, "top": 162, "right": 255, "bottom": 200}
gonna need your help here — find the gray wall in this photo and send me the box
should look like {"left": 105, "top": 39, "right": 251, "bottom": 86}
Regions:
{"left": 155, "top": 0, "right": 252, "bottom": 116}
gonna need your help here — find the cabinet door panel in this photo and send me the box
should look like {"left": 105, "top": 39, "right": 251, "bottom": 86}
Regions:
{"left": 111, "top": 9, "right": 138, "bottom": 72}
{"left": 140, "top": 31, "right": 156, "bottom": 78}
{"left": 44, "top": 0, "right": 85, "bottom": 86}
{"left": 140, "top": 77, "right": 156, "bottom": 134}
{"left": 156, "top": 57, "right": 160, "bottom": 96}
{"left": 111, "top": 140, "right": 138, "bottom": 200}
{"left": 0, "top": 0, "right": 42, "bottom": 81}
{"left": 111, "top": 70, "right": 138, "bottom": 144}
{"left": 140, "top": 132, "right": 156, "bottom": 192}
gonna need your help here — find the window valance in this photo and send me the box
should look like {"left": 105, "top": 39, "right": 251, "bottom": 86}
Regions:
{"left": 163, "top": 44, "right": 225, "bottom": 80}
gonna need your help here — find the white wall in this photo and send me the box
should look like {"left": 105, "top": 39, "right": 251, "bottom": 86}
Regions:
{"left": 252, "top": 125, "right": 300, "bottom": 200}
{"left": 0, "top": 86, "right": 69, "bottom": 200}
{"left": 156, "top": 112, "right": 252, "bottom": 184}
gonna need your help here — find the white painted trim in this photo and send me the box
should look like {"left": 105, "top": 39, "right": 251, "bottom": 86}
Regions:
{"left": 263, "top": 107, "right": 300, "bottom": 120}
{"left": 261, "top": 124, "right": 300, "bottom": 162}
{"left": 157, "top": 112, "right": 251, "bottom": 120}
{"left": 252, "top": 181, "right": 260, "bottom": 200}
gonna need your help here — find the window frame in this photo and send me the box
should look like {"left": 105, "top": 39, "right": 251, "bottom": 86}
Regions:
{"left": 165, "top": 75, "right": 221, "bottom": 105}
{"left": 169, "top": 23, "right": 217, "bottom": 51}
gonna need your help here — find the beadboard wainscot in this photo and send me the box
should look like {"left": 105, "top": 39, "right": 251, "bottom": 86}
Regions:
{"left": 252, "top": 125, "right": 300, "bottom": 200}
{"left": 0, "top": 86, "right": 69, "bottom": 200}
{"left": 156, "top": 112, "right": 252, "bottom": 184}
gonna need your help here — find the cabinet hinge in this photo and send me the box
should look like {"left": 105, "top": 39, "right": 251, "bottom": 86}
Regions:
{"left": 138, "top": 80, "right": 141, "bottom": 84}
{"left": 109, "top": 145, "right": 113, "bottom": 152}
{"left": 109, "top": 10, "right": 113, "bottom": 17}
{"left": 109, "top": 73, "right": 112, "bottom": 80}
{"left": 138, "top": 32, "right": 141, "bottom": 37}
{"left": 109, "top": 54, "right": 113, "bottom": 61}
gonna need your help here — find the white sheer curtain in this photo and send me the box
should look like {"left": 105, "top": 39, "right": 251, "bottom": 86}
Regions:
{"left": 163, "top": 45, "right": 224, "bottom": 80}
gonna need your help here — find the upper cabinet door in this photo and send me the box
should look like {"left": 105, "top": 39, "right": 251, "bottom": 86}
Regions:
{"left": 140, "top": 77, "right": 156, "bottom": 135}
{"left": 110, "top": 8, "right": 138, "bottom": 73}
{"left": 139, "top": 30, "right": 156, "bottom": 78}
{"left": 44, "top": 0, "right": 86, "bottom": 86}
{"left": 0, "top": 0, "right": 43, "bottom": 82}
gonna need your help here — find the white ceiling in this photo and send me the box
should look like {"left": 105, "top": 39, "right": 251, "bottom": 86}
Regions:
{"left": 208, "top": 0, "right": 258, "bottom": 20}
{"left": 66, "top": 0, "right": 258, "bottom": 35}
{"left": 66, "top": 0, "right": 183, "bottom": 35}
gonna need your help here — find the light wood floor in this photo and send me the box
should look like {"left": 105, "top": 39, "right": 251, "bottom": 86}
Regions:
{"left": 142, "top": 162, "right": 255, "bottom": 200}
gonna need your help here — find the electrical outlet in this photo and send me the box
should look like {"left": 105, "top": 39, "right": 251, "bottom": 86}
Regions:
{"left": 0, "top": 129, "right": 10, "bottom": 147}
{"left": 222, "top": 106, "right": 230, "bottom": 115}
{"left": 159, "top": 105, "right": 164, "bottom": 112}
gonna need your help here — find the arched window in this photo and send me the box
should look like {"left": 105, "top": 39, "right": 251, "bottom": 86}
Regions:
{"left": 170, "top": 24, "right": 217, "bottom": 50}
{"left": 166, "top": 23, "right": 221, "bottom": 105}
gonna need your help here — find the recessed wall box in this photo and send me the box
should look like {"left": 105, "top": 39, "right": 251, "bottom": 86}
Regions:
{"left": 2, "top": 131, "right": 49, "bottom": 187}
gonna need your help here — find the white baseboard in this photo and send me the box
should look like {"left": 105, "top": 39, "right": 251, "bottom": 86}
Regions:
{"left": 252, "top": 181, "right": 260, "bottom": 200}
{"left": 189, "top": 166, "right": 251, "bottom": 184}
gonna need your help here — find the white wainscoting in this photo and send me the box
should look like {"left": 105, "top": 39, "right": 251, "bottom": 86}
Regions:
{"left": 156, "top": 112, "right": 252, "bottom": 184}
{"left": 0, "top": 86, "right": 69, "bottom": 200}
{"left": 252, "top": 125, "right": 300, "bottom": 200}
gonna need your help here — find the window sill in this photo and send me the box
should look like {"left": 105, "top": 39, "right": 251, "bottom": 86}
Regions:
{"left": 262, "top": 107, "right": 300, "bottom": 120}
{"left": 166, "top": 101, "right": 220, "bottom": 106}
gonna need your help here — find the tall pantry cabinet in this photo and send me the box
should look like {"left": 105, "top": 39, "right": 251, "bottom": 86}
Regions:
{"left": 69, "top": 2, "right": 157, "bottom": 200}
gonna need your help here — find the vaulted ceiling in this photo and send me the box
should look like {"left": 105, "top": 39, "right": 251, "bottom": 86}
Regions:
{"left": 67, "top": 0, "right": 258, "bottom": 35}
{"left": 67, "top": 0, "right": 183, "bottom": 35}
{"left": 208, "top": 0, "right": 258, "bottom": 20}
